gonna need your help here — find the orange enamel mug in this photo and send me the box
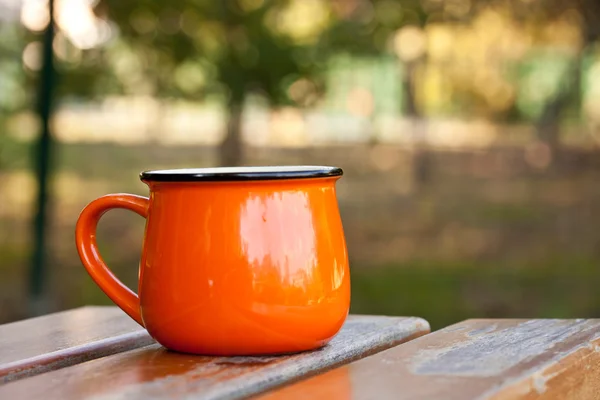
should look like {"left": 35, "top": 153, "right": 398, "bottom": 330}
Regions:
{"left": 75, "top": 166, "right": 350, "bottom": 355}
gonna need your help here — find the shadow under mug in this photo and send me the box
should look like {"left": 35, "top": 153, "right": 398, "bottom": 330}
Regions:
{"left": 75, "top": 166, "right": 350, "bottom": 356}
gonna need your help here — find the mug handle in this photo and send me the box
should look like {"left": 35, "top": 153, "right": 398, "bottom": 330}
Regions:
{"left": 75, "top": 194, "right": 149, "bottom": 327}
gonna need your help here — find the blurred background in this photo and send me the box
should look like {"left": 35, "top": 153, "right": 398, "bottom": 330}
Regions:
{"left": 2, "top": 0, "right": 600, "bottom": 330}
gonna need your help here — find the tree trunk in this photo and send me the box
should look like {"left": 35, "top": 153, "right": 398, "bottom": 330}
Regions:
{"left": 534, "top": 58, "right": 580, "bottom": 153}
{"left": 403, "top": 62, "right": 419, "bottom": 118}
{"left": 220, "top": 100, "right": 244, "bottom": 167}
{"left": 403, "top": 60, "right": 430, "bottom": 190}
{"left": 148, "top": 98, "right": 165, "bottom": 144}
{"left": 535, "top": 32, "right": 590, "bottom": 155}
{"left": 535, "top": 94, "right": 566, "bottom": 151}
{"left": 30, "top": 0, "right": 56, "bottom": 316}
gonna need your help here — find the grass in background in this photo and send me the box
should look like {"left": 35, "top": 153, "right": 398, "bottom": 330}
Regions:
{"left": 350, "top": 259, "right": 600, "bottom": 330}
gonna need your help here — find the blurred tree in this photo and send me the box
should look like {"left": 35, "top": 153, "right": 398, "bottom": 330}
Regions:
{"left": 454, "top": 0, "right": 600, "bottom": 150}
{"left": 319, "top": 0, "right": 432, "bottom": 185}
{"left": 526, "top": 0, "right": 600, "bottom": 151}
{"left": 99, "top": 0, "right": 324, "bottom": 166}
{"left": 323, "top": 0, "right": 427, "bottom": 117}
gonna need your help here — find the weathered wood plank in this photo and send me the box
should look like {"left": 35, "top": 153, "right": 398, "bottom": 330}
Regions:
{"left": 0, "top": 306, "right": 154, "bottom": 383}
{"left": 0, "top": 315, "right": 429, "bottom": 399}
{"left": 255, "top": 319, "right": 600, "bottom": 400}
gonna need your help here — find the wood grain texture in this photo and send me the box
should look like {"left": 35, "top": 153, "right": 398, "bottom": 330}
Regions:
{"left": 256, "top": 319, "right": 600, "bottom": 400}
{"left": 0, "top": 306, "right": 154, "bottom": 383}
{"left": 0, "top": 315, "right": 429, "bottom": 400}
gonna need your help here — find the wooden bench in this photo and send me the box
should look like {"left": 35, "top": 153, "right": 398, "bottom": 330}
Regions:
{"left": 257, "top": 319, "right": 600, "bottom": 399}
{"left": 3, "top": 308, "right": 600, "bottom": 399}
{"left": 0, "top": 307, "right": 429, "bottom": 399}
{"left": 0, "top": 306, "right": 153, "bottom": 383}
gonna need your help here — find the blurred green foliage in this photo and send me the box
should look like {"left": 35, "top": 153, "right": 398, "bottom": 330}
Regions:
{"left": 5, "top": 0, "right": 600, "bottom": 156}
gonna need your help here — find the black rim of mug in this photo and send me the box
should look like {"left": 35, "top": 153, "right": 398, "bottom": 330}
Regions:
{"left": 140, "top": 166, "right": 343, "bottom": 182}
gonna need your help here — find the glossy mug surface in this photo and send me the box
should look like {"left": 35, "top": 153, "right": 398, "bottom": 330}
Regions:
{"left": 75, "top": 166, "right": 350, "bottom": 355}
